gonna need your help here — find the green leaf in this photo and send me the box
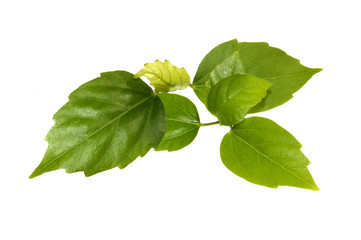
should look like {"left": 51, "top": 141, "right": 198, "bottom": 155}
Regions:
{"left": 209, "top": 51, "right": 245, "bottom": 86}
{"left": 156, "top": 93, "right": 200, "bottom": 151}
{"left": 193, "top": 39, "right": 239, "bottom": 84}
{"left": 237, "top": 42, "right": 322, "bottom": 113}
{"left": 193, "top": 51, "right": 246, "bottom": 108}
{"left": 192, "top": 39, "right": 321, "bottom": 112}
{"left": 220, "top": 117, "right": 319, "bottom": 190}
{"left": 207, "top": 74, "right": 271, "bottom": 126}
{"left": 134, "top": 60, "right": 190, "bottom": 93}
{"left": 30, "top": 71, "right": 166, "bottom": 178}
{"left": 192, "top": 39, "right": 240, "bottom": 105}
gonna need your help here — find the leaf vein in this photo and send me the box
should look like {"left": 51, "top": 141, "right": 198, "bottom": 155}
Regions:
{"left": 167, "top": 118, "right": 200, "bottom": 125}
{"left": 70, "top": 96, "right": 124, "bottom": 107}
{"left": 162, "top": 126, "right": 198, "bottom": 141}
{"left": 263, "top": 71, "right": 315, "bottom": 80}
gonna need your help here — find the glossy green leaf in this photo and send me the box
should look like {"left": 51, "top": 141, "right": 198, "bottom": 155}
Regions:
{"left": 134, "top": 60, "right": 190, "bottom": 92}
{"left": 192, "top": 39, "right": 240, "bottom": 106}
{"left": 209, "top": 51, "right": 245, "bottom": 86}
{"left": 30, "top": 71, "right": 166, "bottom": 178}
{"left": 207, "top": 74, "right": 272, "bottom": 126}
{"left": 220, "top": 117, "right": 319, "bottom": 190}
{"left": 193, "top": 39, "right": 239, "bottom": 84}
{"left": 192, "top": 39, "right": 321, "bottom": 112}
{"left": 156, "top": 93, "right": 200, "bottom": 151}
{"left": 193, "top": 51, "right": 246, "bottom": 108}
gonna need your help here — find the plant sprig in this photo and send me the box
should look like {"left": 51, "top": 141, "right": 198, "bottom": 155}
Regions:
{"left": 30, "top": 39, "right": 321, "bottom": 190}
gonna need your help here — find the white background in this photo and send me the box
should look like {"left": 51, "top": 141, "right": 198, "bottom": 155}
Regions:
{"left": 1, "top": 0, "right": 360, "bottom": 239}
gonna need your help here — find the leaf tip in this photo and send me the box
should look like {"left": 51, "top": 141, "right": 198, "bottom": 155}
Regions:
{"left": 83, "top": 171, "right": 95, "bottom": 177}
{"left": 309, "top": 181, "right": 320, "bottom": 191}
{"left": 314, "top": 68, "right": 323, "bottom": 73}
{"left": 303, "top": 178, "right": 320, "bottom": 191}
{"left": 29, "top": 169, "right": 41, "bottom": 179}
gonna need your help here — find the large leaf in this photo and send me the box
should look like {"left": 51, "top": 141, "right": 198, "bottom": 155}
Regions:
{"left": 156, "top": 93, "right": 200, "bottom": 151}
{"left": 207, "top": 74, "right": 271, "bottom": 126}
{"left": 30, "top": 71, "right": 166, "bottom": 178}
{"left": 192, "top": 39, "right": 321, "bottom": 112}
{"left": 220, "top": 117, "right": 319, "bottom": 190}
{"left": 134, "top": 60, "right": 190, "bottom": 92}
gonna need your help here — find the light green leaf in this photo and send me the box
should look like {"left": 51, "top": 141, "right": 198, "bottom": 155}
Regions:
{"left": 192, "top": 39, "right": 321, "bottom": 112}
{"left": 220, "top": 117, "right": 319, "bottom": 190}
{"left": 156, "top": 93, "right": 200, "bottom": 151}
{"left": 134, "top": 60, "right": 190, "bottom": 93}
{"left": 207, "top": 74, "right": 271, "bottom": 126}
{"left": 30, "top": 71, "right": 166, "bottom": 178}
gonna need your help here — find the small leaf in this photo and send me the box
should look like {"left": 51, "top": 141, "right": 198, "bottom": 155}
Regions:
{"left": 30, "top": 71, "right": 166, "bottom": 178}
{"left": 207, "top": 74, "right": 271, "bottom": 126}
{"left": 134, "top": 60, "right": 190, "bottom": 92}
{"left": 220, "top": 117, "right": 319, "bottom": 190}
{"left": 156, "top": 93, "right": 200, "bottom": 151}
{"left": 192, "top": 39, "right": 321, "bottom": 112}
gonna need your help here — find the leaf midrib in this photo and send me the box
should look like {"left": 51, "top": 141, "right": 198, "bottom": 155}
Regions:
{"left": 167, "top": 118, "right": 200, "bottom": 126}
{"left": 262, "top": 70, "right": 316, "bottom": 80}
{"left": 146, "top": 72, "right": 170, "bottom": 86}
{"left": 161, "top": 125, "right": 199, "bottom": 141}
{"left": 173, "top": 103, "right": 199, "bottom": 121}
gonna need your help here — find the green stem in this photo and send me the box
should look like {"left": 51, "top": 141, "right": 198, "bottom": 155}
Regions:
{"left": 199, "top": 121, "right": 220, "bottom": 127}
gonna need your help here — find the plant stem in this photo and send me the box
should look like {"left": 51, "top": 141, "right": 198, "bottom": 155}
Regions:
{"left": 199, "top": 121, "right": 219, "bottom": 127}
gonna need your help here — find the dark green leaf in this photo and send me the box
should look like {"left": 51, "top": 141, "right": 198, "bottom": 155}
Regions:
{"left": 192, "top": 39, "right": 321, "bottom": 112}
{"left": 30, "top": 71, "right": 166, "bottom": 178}
{"left": 207, "top": 74, "right": 271, "bottom": 126}
{"left": 220, "top": 117, "right": 319, "bottom": 190}
{"left": 156, "top": 93, "right": 200, "bottom": 151}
